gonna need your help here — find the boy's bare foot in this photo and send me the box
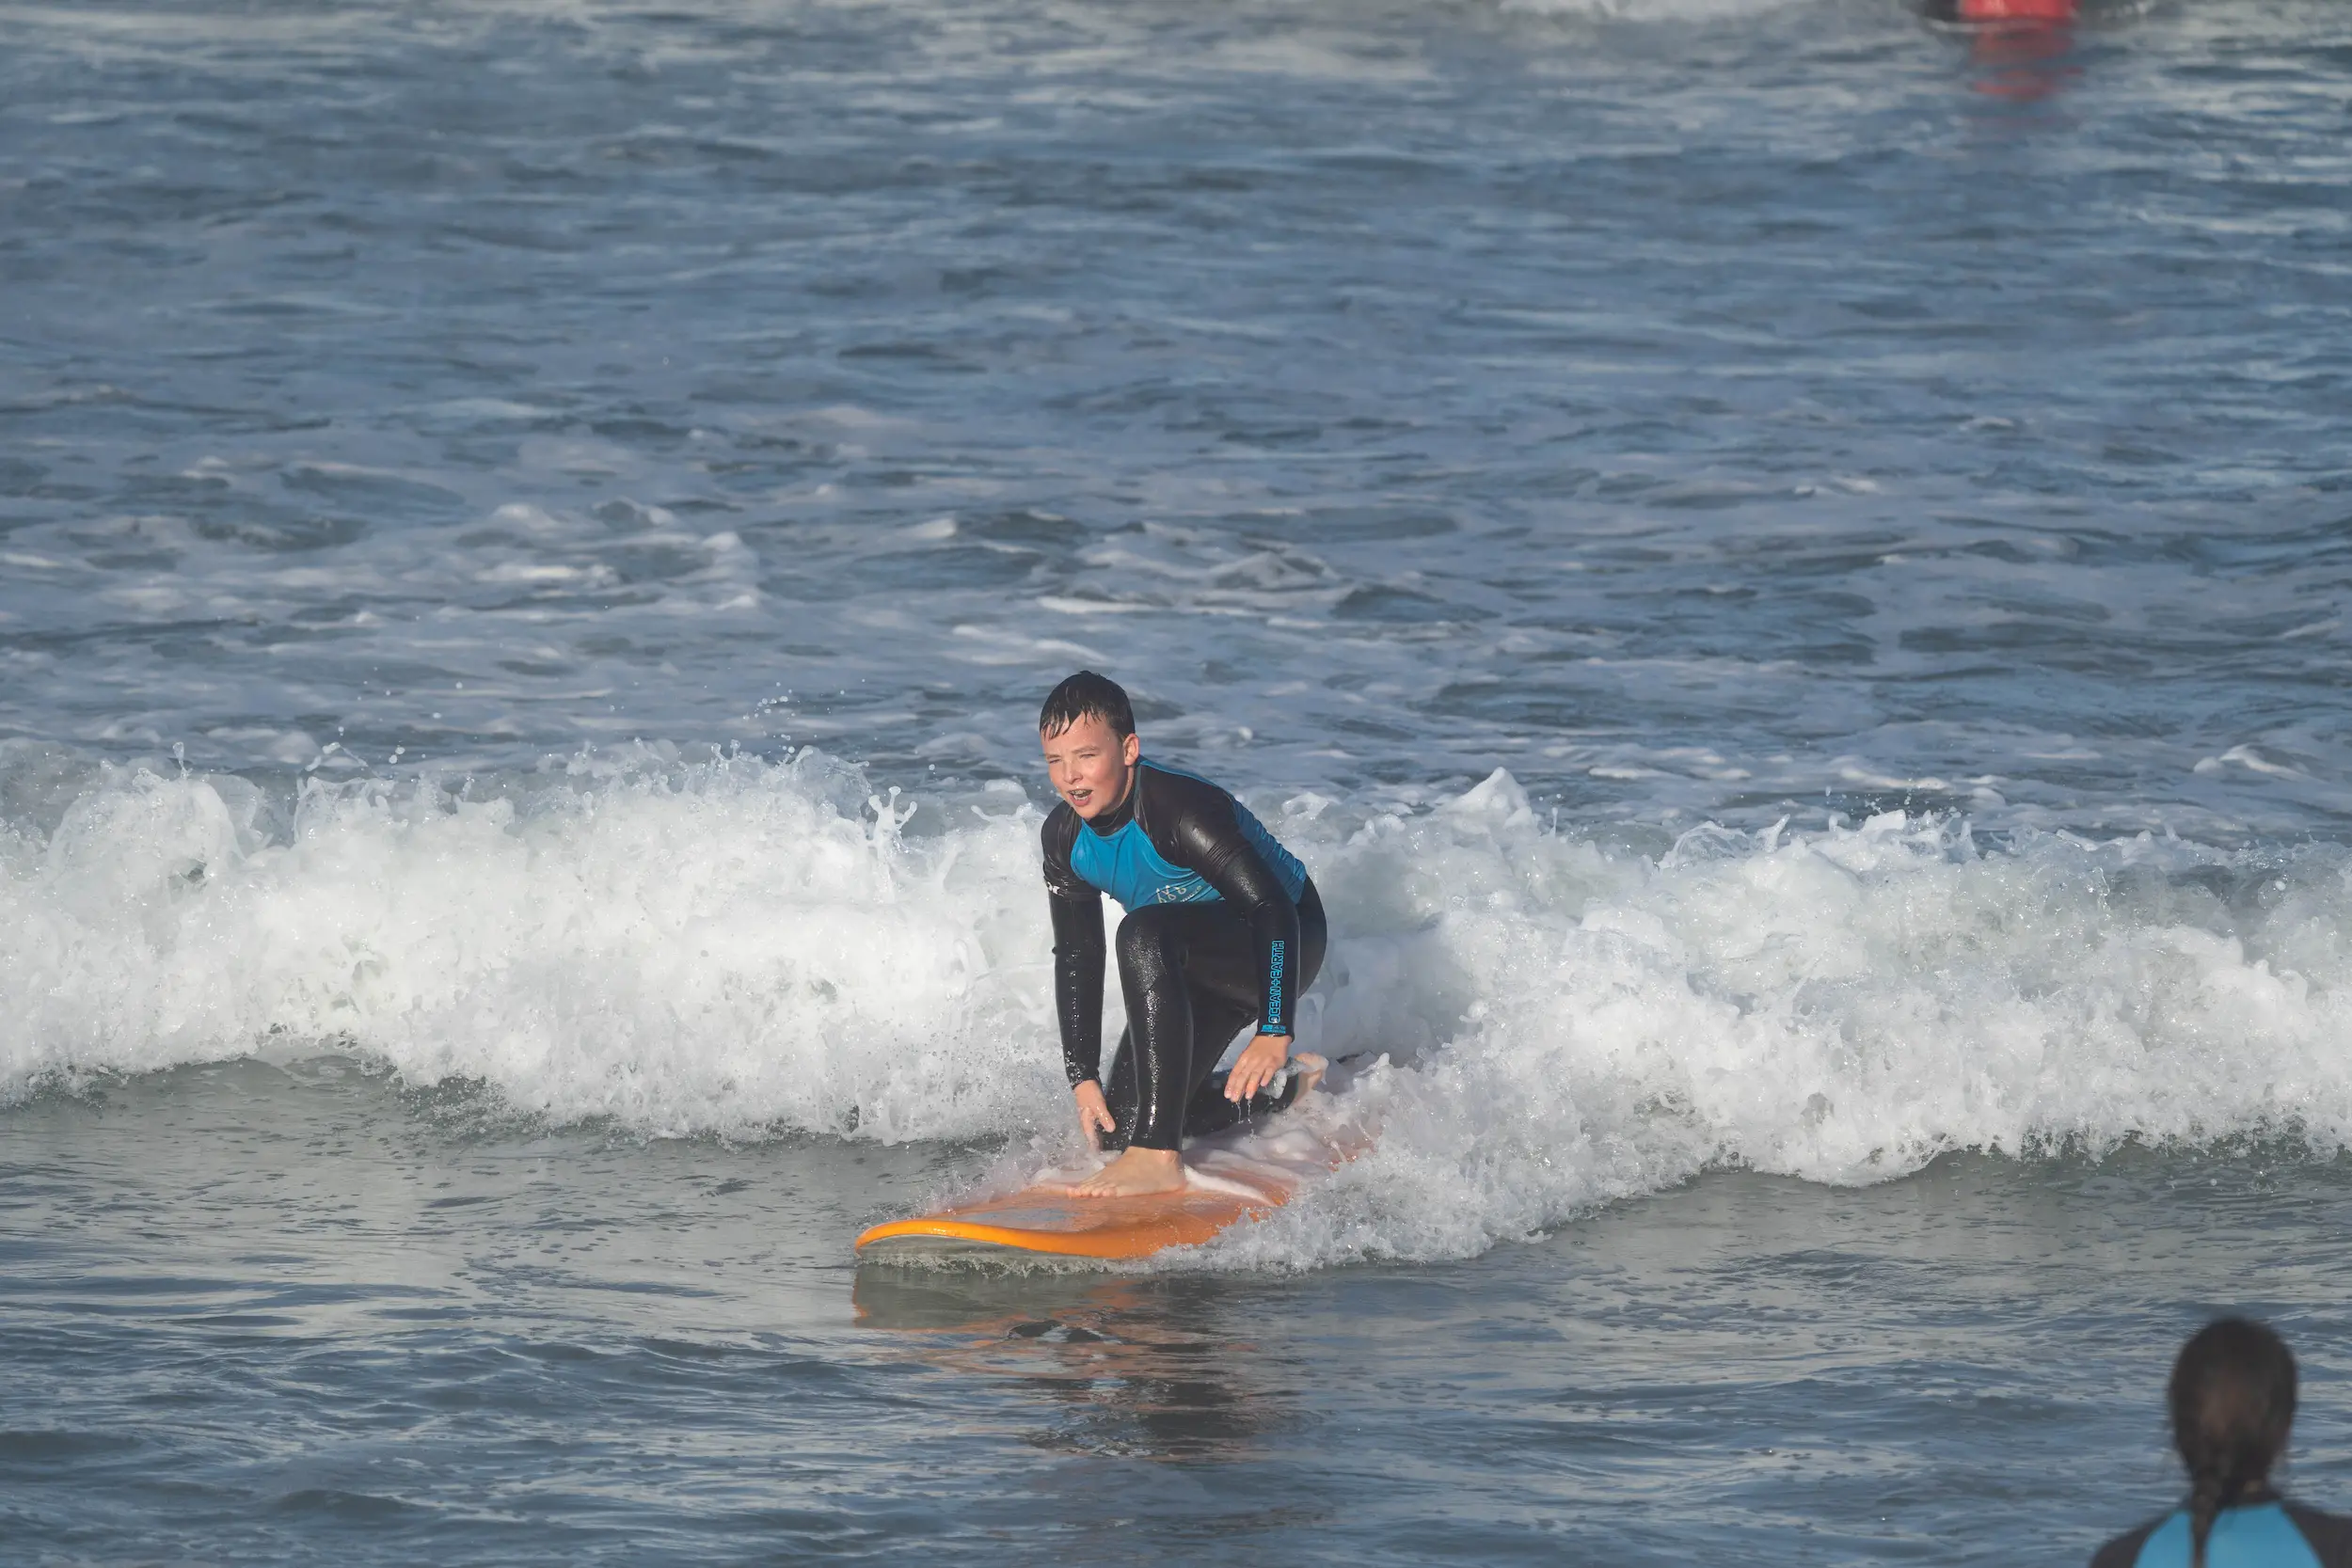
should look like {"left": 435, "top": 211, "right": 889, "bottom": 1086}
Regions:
{"left": 1055, "top": 1146, "right": 1186, "bottom": 1198}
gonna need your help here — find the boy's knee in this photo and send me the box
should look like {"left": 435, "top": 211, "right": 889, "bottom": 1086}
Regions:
{"left": 1114, "top": 906, "right": 1181, "bottom": 972}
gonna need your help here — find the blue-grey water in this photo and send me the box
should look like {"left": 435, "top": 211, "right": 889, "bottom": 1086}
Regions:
{"left": 4, "top": 0, "right": 2350, "bottom": 1561}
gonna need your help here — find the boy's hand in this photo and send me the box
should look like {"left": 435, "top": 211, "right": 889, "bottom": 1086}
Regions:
{"left": 1226, "top": 1034, "right": 1291, "bottom": 1102}
{"left": 1073, "top": 1081, "right": 1116, "bottom": 1148}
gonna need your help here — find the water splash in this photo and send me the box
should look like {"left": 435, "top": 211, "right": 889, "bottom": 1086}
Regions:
{"left": 8, "top": 754, "right": 2350, "bottom": 1263}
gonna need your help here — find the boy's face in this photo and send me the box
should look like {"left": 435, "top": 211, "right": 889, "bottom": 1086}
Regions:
{"left": 1041, "top": 714, "right": 1140, "bottom": 820}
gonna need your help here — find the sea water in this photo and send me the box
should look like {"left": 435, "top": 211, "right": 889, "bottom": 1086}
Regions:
{"left": 3, "top": 0, "right": 2348, "bottom": 1561}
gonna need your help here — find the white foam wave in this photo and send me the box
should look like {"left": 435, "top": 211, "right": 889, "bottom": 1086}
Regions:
{"left": 1216, "top": 774, "right": 2352, "bottom": 1266}
{"left": 0, "top": 749, "right": 1062, "bottom": 1139}
{"left": 6, "top": 754, "right": 2350, "bottom": 1265}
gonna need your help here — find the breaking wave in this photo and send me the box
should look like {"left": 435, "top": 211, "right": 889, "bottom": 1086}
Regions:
{"left": 5, "top": 749, "right": 2348, "bottom": 1262}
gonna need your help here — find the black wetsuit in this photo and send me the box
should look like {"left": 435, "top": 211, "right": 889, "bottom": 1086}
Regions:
{"left": 1041, "top": 758, "right": 1327, "bottom": 1152}
{"left": 2090, "top": 1491, "right": 2352, "bottom": 1568}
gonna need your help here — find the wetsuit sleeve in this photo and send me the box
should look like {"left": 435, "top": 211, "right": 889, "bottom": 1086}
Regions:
{"left": 2284, "top": 1504, "right": 2352, "bottom": 1568}
{"left": 1041, "top": 810, "right": 1105, "bottom": 1086}
{"left": 2088, "top": 1518, "right": 2162, "bottom": 1568}
{"left": 1160, "top": 782, "right": 1303, "bottom": 1037}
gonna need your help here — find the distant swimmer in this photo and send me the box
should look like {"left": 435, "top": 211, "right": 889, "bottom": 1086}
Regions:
{"left": 2090, "top": 1319, "right": 2352, "bottom": 1568}
{"left": 1036, "top": 671, "right": 1327, "bottom": 1198}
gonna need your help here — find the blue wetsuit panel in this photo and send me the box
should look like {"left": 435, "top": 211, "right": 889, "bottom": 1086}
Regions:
{"left": 1070, "top": 817, "right": 1220, "bottom": 910}
{"left": 1066, "top": 761, "right": 1308, "bottom": 912}
{"left": 2133, "top": 1506, "right": 2324, "bottom": 1568}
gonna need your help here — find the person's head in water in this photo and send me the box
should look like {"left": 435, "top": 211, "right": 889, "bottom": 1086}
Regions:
{"left": 1040, "top": 671, "right": 1139, "bottom": 822}
{"left": 2169, "top": 1317, "right": 2298, "bottom": 1566}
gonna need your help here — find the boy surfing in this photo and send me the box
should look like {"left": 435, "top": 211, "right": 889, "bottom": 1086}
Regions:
{"left": 1036, "top": 672, "right": 1327, "bottom": 1198}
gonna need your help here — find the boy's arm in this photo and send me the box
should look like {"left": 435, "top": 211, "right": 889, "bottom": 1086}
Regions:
{"left": 1041, "top": 808, "right": 1107, "bottom": 1086}
{"left": 1047, "top": 887, "right": 1107, "bottom": 1085}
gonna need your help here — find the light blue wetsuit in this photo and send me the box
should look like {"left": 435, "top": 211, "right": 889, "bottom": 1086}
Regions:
{"left": 2092, "top": 1499, "right": 2352, "bottom": 1568}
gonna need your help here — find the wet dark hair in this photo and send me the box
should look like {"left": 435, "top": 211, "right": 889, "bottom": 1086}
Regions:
{"left": 2170, "top": 1318, "right": 2296, "bottom": 1568}
{"left": 1039, "top": 671, "right": 1135, "bottom": 740}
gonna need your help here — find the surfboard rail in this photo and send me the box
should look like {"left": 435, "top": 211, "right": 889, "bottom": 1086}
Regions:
{"left": 855, "top": 1195, "right": 1271, "bottom": 1261}
{"left": 854, "top": 1120, "right": 1368, "bottom": 1263}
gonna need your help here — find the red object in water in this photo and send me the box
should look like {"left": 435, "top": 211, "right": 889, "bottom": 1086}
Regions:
{"left": 1959, "top": 0, "right": 2078, "bottom": 20}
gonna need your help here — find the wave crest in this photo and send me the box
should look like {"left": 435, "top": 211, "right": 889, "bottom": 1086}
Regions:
{"left": 2, "top": 749, "right": 1058, "bottom": 1139}
{"left": 1225, "top": 793, "right": 2352, "bottom": 1264}
{"left": 8, "top": 753, "right": 2349, "bottom": 1263}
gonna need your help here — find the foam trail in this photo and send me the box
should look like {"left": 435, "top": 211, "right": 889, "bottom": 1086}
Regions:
{"left": 7, "top": 756, "right": 2352, "bottom": 1265}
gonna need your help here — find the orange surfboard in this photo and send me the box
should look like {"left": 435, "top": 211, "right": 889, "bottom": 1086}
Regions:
{"left": 855, "top": 1117, "right": 1371, "bottom": 1263}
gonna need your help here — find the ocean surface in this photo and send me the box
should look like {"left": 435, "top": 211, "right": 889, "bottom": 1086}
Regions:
{"left": 3, "top": 0, "right": 2349, "bottom": 1560}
